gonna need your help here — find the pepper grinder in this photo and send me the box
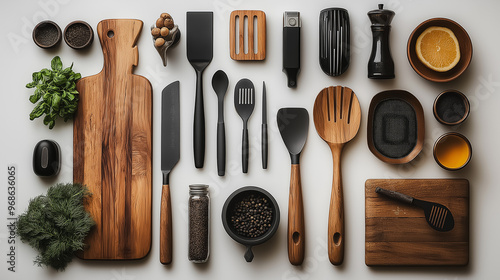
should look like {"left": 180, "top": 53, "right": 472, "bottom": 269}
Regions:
{"left": 367, "top": 4, "right": 395, "bottom": 79}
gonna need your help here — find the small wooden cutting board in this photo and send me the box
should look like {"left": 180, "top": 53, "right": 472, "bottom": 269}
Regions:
{"left": 365, "top": 179, "right": 469, "bottom": 266}
{"left": 74, "top": 19, "right": 152, "bottom": 260}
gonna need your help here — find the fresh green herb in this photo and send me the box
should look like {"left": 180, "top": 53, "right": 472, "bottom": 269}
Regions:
{"left": 26, "top": 56, "right": 81, "bottom": 129}
{"left": 16, "top": 183, "right": 94, "bottom": 271}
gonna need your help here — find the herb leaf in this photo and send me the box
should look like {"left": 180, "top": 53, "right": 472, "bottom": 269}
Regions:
{"left": 26, "top": 56, "right": 81, "bottom": 129}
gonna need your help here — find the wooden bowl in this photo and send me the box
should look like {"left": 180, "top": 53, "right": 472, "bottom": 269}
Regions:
{"left": 433, "top": 90, "right": 470, "bottom": 125}
{"left": 64, "top": 21, "right": 94, "bottom": 49}
{"left": 367, "top": 90, "right": 425, "bottom": 164}
{"left": 407, "top": 18, "right": 472, "bottom": 82}
{"left": 433, "top": 132, "right": 472, "bottom": 170}
{"left": 32, "top": 20, "right": 62, "bottom": 49}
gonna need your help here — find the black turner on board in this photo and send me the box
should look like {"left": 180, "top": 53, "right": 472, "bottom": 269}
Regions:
{"left": 375, "top": 187, "right": 455, "bottom": 232}
{"left": 187, "top": 12, "right": 213, "bottom": 168}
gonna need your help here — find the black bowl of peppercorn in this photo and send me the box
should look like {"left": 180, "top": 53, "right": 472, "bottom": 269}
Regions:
{"left": 222, "top": 186, "right": 280, "bottom": 262}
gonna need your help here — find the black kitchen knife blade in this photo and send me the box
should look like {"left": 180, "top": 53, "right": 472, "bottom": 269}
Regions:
{"left": 160, "top": 81, "right": 180, "bottom": 264}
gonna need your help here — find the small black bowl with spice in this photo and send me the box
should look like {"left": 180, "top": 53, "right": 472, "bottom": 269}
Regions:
{"left": 64, "top": 21, "right": 94, "bottom": 49}
{"left": 33, "top": 20, "right": 62, "bottom": 49}
{"left": 433, "top": 89, "right": 470, "bottom": 126}
{"left": 222, "top": 186, "right": 280, "bottom": 262}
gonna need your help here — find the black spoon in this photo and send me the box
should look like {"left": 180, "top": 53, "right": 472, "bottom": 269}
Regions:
{"left": 375, "top": 187, "right": 455, "bottom": 232}
{"left": 212, "top": 70, "right": 229, "bottom": 176}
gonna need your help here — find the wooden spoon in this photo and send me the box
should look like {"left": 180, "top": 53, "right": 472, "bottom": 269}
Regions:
{"left": 313, "top": 86, "right": 361, "bottom": 265}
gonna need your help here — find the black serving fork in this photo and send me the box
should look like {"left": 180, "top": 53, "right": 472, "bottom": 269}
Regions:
{"left": 234, "top": 78, "right": 255, "bottom": 173}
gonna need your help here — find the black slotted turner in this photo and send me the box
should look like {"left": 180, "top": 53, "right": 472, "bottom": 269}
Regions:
{"left": 375, "top": 187, "right": 455, "bottom": 232}
{"left": 234, "top": 78, "right": 255, "bottom": 173}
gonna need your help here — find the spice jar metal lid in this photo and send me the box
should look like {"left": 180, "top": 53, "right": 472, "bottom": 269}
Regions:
{"left": 189, "top": 184, "right": 209, "bottom": 195}
{"left": 368, "top": 4, "right": 395, "bottom": 26}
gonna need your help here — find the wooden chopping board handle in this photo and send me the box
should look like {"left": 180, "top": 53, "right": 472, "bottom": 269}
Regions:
{"left": 97, "top": 19, "right": 142, "bottom": 73}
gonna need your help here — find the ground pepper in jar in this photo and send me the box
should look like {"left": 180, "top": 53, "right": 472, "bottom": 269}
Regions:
{"left": 188, "top": 184, "right": 210, "bottom": 262}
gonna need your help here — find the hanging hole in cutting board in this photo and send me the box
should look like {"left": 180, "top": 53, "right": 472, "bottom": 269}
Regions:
{"left": 292, "top": 232, "right": 300, "bottom": 243}
{"left": 107, "top": 30, "right": 114, "bottom": 38}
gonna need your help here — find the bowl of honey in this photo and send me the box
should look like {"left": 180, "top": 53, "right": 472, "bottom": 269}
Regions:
{"left": 433, "top": 132, "right": 472, "bottom": 170}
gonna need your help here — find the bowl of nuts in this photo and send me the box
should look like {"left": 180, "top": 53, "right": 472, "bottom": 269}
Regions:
{"left": 222, "top": 186, "right": 280, "bottom": 262}
{"left": 151, "top": 13, "right": 180, "bottom": 66}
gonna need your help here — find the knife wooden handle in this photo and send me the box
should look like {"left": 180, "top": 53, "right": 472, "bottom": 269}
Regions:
{"left": 288, "top": 164, "right": 305, "bottom": 265}
{"left": 160, "top": 184, "right": 172, "bottom": 264}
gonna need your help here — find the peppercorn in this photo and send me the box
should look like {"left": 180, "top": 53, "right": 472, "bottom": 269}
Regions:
{"left": 230, "top": 194, "right": 273, "bottom": 238}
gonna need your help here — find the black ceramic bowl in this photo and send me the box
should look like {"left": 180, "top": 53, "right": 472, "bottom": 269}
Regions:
{"left": 33, "top": 20, "right": 62, "bottom": 49}
{"left": 64, "top": 20, "right": 94, "bottom": 49}
{"left": 433, "top": 90, "right": 470, "bottom": 125}
{"left": 222, "top": 186, "right": 280, "bottom": 262}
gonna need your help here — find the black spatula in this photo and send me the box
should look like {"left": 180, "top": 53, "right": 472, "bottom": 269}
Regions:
{"left": 187, "top": 12, "right": 213, "bottom": 168}
{"left": 277, "top": 108, "right": 309, "bottom": 265}
{"left": 375, "top": 187, "right": 455, "bottom": 232}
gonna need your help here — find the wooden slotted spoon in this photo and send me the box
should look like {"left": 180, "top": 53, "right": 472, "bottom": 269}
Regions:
{"left": 313, "top": 86, "right": 361, "bottom": 265}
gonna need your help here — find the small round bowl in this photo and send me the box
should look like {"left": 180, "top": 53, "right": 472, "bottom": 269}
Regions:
{"left": 33, "top": 20, "right": 62, "bottom": 49}
{"left": 64, "top": 20, "right": 94, "bottom": 49}
{"left": 433, "top": 132, "right": 472, "bottom": 171}
{"left": 407, "top": 18, "right": 472, "bottom": 82}
{"left": 433, "top": 90, "right": 470, "bottom": 125}
{"left": 222, "top": 186, "right": 280, "bottom": 262}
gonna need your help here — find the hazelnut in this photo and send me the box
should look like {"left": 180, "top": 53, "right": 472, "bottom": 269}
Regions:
{"left": 164, "top": 18, "right": 174, "bottom": 29}
{"left": 155, "top": 37, "right": 165, "bottom": 47}
{"left": 151, "top": 28, "right": 161, "bottom": 37}
{"left": 160, "top": 13, "right": 172, "bottom": 20}
{"left": 160, "top": 27, "right": 169, "bottom": 37}
{"left": 156, "top": 18, "right": 164, "bottom": 28}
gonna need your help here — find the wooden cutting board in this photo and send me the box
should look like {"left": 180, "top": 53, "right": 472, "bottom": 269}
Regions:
{"left": 365, "top": 179, "right": 469, "bottom": 266}
{"left": 73, "top": 19, "right": 152, "bottom": 260}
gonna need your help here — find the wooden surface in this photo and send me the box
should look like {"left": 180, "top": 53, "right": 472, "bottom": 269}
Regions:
{"left": 288, "top": 164, "right": 305, "bottom": 265}
{"left": 73, "top": 19, "right": 152, "bottom": 260}
{"left": 230, "top": 10, "right": 266, "bottom": 60}
{"left": 160, "top": 184, "right": 172, "bottom": 264}
{"left": 367, "top": 90, "right": 425, "bottom": 164}
{"left": 313, "top": 86, "right": 361, "bottom": 265}
{"left": 365, "top": 179, "right": 469, "bottom": 266}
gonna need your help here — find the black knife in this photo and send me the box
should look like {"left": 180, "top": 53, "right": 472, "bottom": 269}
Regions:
{"left": 262, "top": 82, "right": 268, "bottom": 169}
{"left": 160, "top": 81, "right": 180, "bottom": 265}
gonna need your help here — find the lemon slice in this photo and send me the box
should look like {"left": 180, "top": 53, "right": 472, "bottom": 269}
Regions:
{"left": 416, "top": 26, "right": 460, "bottom": 72}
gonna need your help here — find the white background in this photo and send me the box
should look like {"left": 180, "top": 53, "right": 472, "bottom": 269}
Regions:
{"left": 1, "top": 0, "right": 499, "bottom": 279}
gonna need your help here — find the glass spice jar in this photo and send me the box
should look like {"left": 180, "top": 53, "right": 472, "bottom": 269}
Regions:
{"left": 188, "top": 184, "right": 210, "bottom": 263}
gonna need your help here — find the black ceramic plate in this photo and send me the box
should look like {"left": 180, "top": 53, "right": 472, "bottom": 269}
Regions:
{"left": 367, "top": 90, "right": 425, "bottom": 164}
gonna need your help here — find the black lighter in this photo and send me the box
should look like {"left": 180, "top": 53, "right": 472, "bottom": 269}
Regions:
{"left": 283, "top": 12, "right": 301, "bottom": 88}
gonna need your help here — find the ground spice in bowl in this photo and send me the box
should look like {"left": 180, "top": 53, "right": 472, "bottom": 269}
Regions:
{"left": 33, "top": 21, "right": 61, "bottom": 48}
{"left": 64, "top": 21, "right": 93, "bottom": 49}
